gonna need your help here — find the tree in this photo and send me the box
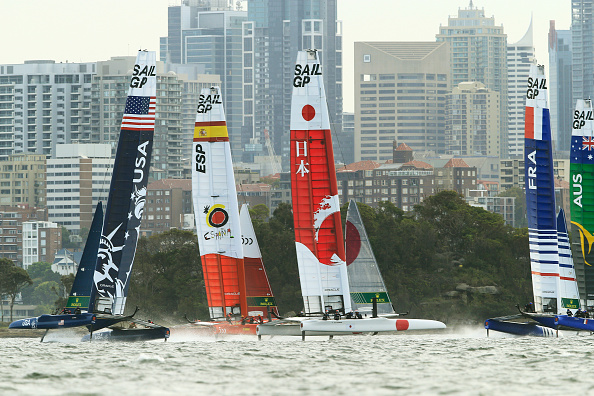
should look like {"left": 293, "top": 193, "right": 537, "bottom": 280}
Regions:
{"left": 53, "top": 274, "right": 75, "bottom": 311}
{"left": 248, "top": 204, "right": 270, "bottom": 225}
{"left": 128, "top": 229, "right": 206, "bottom": 321}
{"left": 21, "top": 262, "right": 61, "bottom": 309}
{"left": 0, "top": 259, "right": 33, "bottom": 322}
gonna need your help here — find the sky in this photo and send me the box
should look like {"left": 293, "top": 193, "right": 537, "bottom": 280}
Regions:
{"left": 1, "top": 0, "right": 570, "bottom": 112}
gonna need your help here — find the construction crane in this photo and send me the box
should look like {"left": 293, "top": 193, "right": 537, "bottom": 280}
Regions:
{"left": 263, "top": 129, "right": 282, "bottom": 175}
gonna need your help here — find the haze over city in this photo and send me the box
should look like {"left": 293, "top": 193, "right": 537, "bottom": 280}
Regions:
{"left": 2, "top": 0, "right": 569, "bottom": 111}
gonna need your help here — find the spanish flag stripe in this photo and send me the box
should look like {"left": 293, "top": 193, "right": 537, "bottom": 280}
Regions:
{"left": 195, "top": 121, "right": 227, "bottom": 127}
{"left": 193, "top": 125, "right": 229, "bottom": 139}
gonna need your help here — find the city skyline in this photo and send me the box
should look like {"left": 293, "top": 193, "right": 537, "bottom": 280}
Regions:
{"left": 2, "top": 0, "right": 569, "bottom": 112}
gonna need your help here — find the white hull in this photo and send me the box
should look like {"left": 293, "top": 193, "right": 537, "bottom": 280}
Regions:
{"left": 301, "top": 317, "right": 446, "bottom": 333}
{"left": 256, "top": 317, "right": 445, "bottom": 336}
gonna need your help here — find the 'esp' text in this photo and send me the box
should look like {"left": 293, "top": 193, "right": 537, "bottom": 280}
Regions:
{"left": 195, "top": 144, "right": 206, "bottom": 173}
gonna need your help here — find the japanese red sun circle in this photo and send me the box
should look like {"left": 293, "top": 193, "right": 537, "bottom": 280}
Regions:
{"left": 302, "top": 105, "right": 315, "bottom": 121}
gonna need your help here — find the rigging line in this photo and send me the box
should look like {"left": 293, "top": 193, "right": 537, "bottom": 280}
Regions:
{"left": 236, "top": 181, "right": 249, "bottom": 206}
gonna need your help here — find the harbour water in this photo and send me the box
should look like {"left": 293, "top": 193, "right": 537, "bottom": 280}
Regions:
{"left": 2, "top": 327, "right": 594, "bottom": 395}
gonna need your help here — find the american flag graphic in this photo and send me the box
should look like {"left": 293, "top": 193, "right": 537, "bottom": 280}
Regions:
{"left": 121, "top": 96, "right": 156, "bottom": 131}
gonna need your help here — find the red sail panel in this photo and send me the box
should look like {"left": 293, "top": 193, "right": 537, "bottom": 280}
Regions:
{"left": 290, "top": 129, "right": 345, "bottom": 264}
{"left": 201, "top": 254, "right": 244, "bottom": 310}
{"left": 244, "top": 257, "right": 279, "bottom": 316}
{"left": 239, "top": 204, "right": 278, "bottom": 316}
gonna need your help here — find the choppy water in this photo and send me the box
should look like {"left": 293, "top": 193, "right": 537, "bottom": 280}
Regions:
{"left": 2, "top": 327, "right": 594, "bottom": 395}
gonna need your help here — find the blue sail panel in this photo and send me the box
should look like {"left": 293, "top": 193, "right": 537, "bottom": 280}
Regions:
{"left": 91, "top": 51, "right": 156, "bottom": 315}
{"left": 524, "top": 64, "right": 558, "bottom": 313}
{"left": 66, "top": 202, "right": 103, "bottom": 312}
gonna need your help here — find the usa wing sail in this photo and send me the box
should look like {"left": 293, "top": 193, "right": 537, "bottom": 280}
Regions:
{"left": 91, "top": 51, "right": 156, "bottom": 315}
{"left": 345, "top": 200, "right": 394, "bottom": 315}
{"left": 192, "top": 86, "right": 247, "bottom": 320}
{"left": 570, "top": 99, "right": 594, "bottom": 308}
{"left": 239, "top": 204, "right": 279, "bottom": 316}
{"left": 524, "top": 64, "right": 559, "bottom": 313}
{"left": 290, "top": 50, "right": 351, "bottom": 314}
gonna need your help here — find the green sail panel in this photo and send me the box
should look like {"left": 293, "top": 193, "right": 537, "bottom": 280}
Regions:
{"left": 570, "top": 99, "right": 594, "bottom": 305}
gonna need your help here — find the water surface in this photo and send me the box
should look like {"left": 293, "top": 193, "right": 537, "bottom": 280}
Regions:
{"left": 1, "top": 327, "right": 594, "bottom": 395}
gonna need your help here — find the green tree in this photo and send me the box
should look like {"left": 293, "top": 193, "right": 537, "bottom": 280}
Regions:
{"left": 53, "top": 274, "right": 75, "bottom": 310}
{"left": 21, "top": 262, "right": 61, "bottom": 308}
{"left": 128, "top": 229, "right": 207, "bottom": 321}
{"left": 0, "top": 259, "right": 33, "bottom": 322}
{"left": 61, "top": 226, "right": 80, "bottom": 249}
{"left": 248, "top": 204, "right": 270, "bottom": 225}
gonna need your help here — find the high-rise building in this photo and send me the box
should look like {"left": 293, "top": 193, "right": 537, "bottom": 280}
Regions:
{"left": 0, "top": 60, "right": 95, "bottom": 159}
{"left": 0, "top": 153, "right": 46, "bottom": 207}
{"left": 507, "top": 19, "right": 535, "bottom": 157}
{"left": 354, "top": 41, "right": 450, "bottom": 162}
{"left": 436, "top": 2, "right": 508, "bottom": 157}
{"left": 161, "top": 3, "right": 247, "bottom": 162}
{"left": 243, "top": 0, "right": 342, "bottom": 168}
{"left": 446, "top": 82, "right": 500, "bottom": 157}
{"left": 46, "top": 144, "right": 112, "bottom": 233}
{"left": 549, "top": 21, "right": 573, "bottom": 154}
{"left": 572, "top": 0, "right": 594, "bottom": 107}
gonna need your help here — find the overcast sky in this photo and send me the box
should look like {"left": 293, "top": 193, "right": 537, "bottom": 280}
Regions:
{"left": 1, "top": 0, "right": 570, "bottom": 112}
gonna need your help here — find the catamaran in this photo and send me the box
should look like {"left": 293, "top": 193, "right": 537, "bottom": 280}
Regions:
{"left": 258, "top": 50, "right": 445, "bottom": 338}
{"left": 485, "top": 65, "right": 582, "bottom": 336}
{"left": 9, "top": 202, "right": 104, "bottom": 338}
{"left": 185, "top": 86, "right": 278, "bottom": 336}
{"left": 10, "top": 51, "right": 169, "bottom": 341}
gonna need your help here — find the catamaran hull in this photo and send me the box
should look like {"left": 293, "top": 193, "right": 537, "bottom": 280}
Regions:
{"left": 300, "top": 317, "right": 446, "bottom": 333}
{"left": 553, "top": 315, "right": 594, "bottom": 331}
{"left": 257, "top": 317, "right": 445, "bottom": 336}
{"left": 9, "top": 313, "right": 96, "bottom": 330}
{"left": 83, "top": 327, "right": 170, "bottom": 342}
{"left": 484, "top": 318, "right": 557, "bottom": 337}
{"left": 184, "top": 322, "right": 260, "bottom": 336}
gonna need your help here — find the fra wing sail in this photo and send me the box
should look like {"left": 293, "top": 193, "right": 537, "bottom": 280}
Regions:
{"left": 524, "top": 64, "right": 559, "bottom": 313}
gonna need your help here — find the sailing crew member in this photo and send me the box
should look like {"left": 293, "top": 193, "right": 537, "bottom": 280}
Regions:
{"left": 567, "top": 309, "right": 573, "bottom": 317}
